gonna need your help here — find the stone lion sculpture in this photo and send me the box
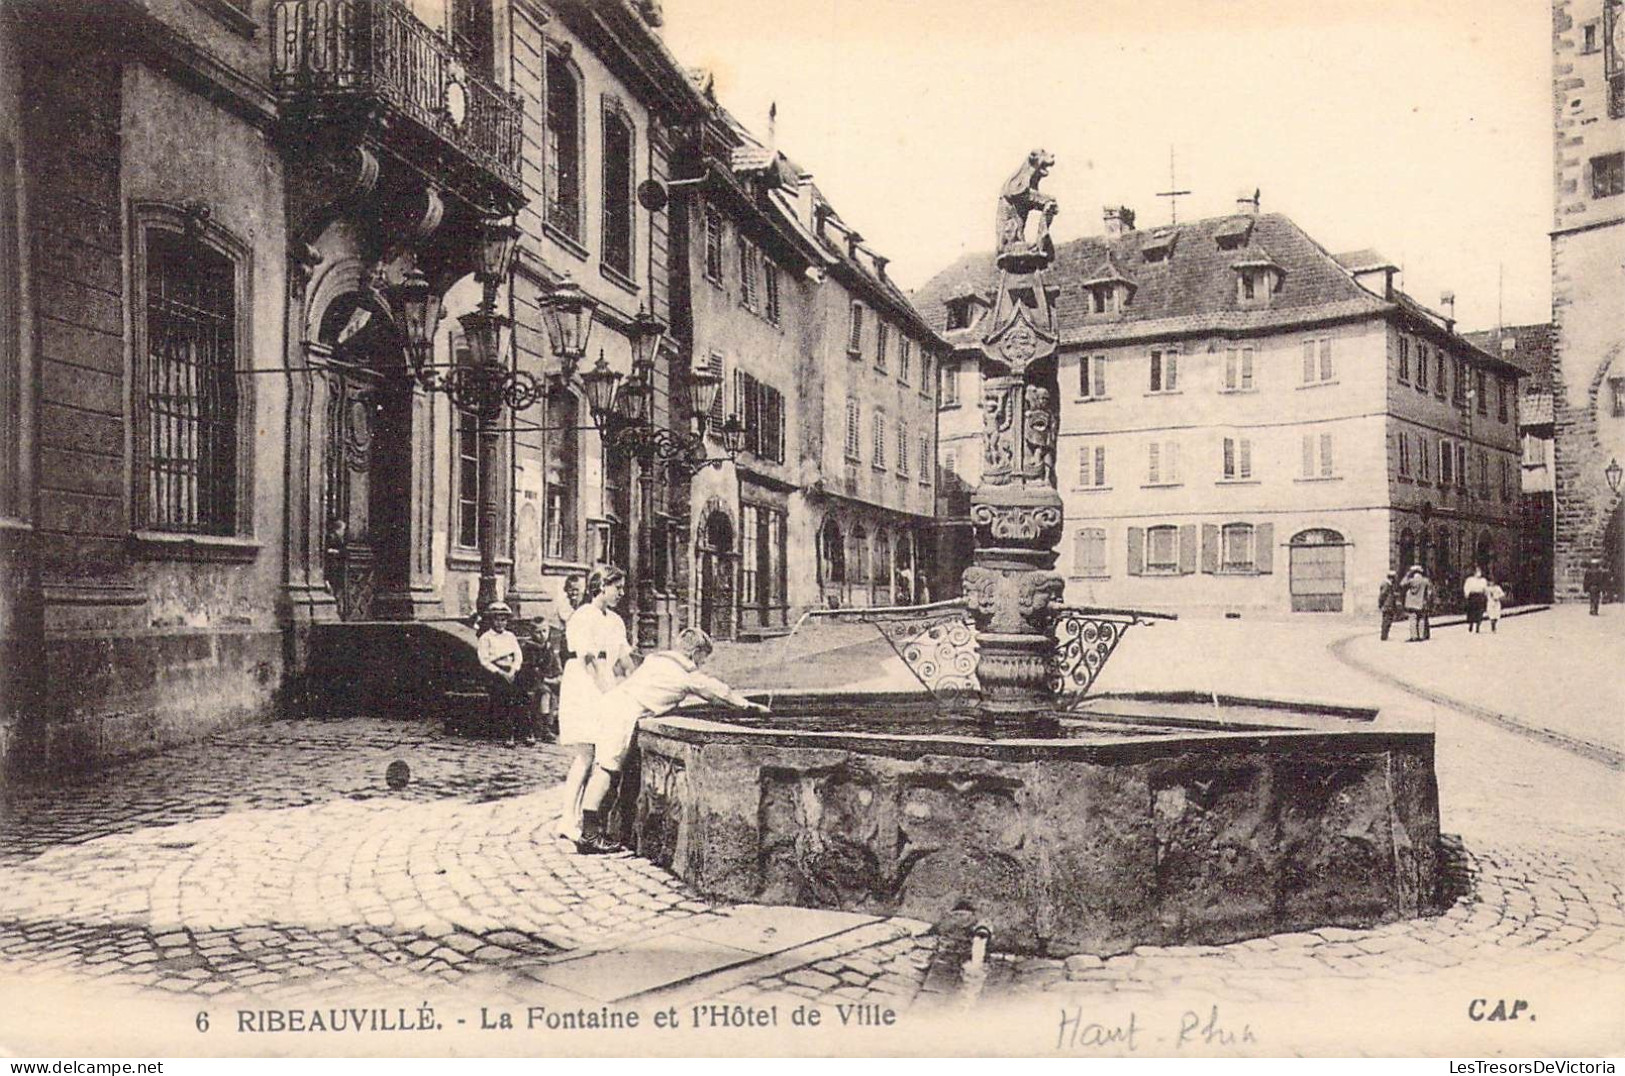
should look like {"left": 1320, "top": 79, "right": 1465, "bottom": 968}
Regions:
{"left": 996, "top": 149, "right": 1059, "bottom": 272}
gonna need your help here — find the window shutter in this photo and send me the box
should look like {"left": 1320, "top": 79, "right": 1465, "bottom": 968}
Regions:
{"left": 1167, "top": 352, "right": 1178, "bottom": 392}
{"left": 1240, "top": 438, "right": 1252, "bottom": 478}
{"left": 1242, "top": 348, "right": 1254, "bottom": 388}
{"left": 1178, "top": 523, "right": 1197, "bottom": 574}
{"left": 1201, "top": 523, "right": 1219, "bottom": 573}
{"left": 1225, "top": 349, "right": 1237, "bottom": 390}
{"left": 1095, "top": 445, "right": 1106, "bottom": 487}
{"left": 1127, "top": 527, "right": 1144, "bottom": 576}
{"left": 1169, "top": 442, "right": 1181, "bottom": 483}
{"left": 1320, "top": 433, "right": 1333, "bottom": 477}
{"left": 1223, "top": 437, "right": 1235, "bottom": 478}
{"left": 1093, "top": 356, "right": 1106, "bottom": 398}
{"left": 1148, "top": 442, "right": 1160, "bottom": 484}
{"left": 709, "top": 353, "right": 726, "bottom": 426}
{"left": 1320, "top": 338, "right": 1334, "bottom": 381}
{"left": 1073, "top": 530, "right": 1088, "bottom": 574}
{"left": 1080, "top": 355, "right": 1091, "bottom": 396}
{"left": 1256, "top": 522, "right": 1275, "bottom": 574}
{"left": 1302, "top": 434, "right": 1314, "bottom": 477}
{"left": 1302, "top": 340, "right": 1315, "bottom": 383}
{"left": 1077, "top": 445, "right": 1090, "bottom": 486}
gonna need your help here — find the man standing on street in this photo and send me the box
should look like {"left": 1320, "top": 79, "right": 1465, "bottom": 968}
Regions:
{"left": 1379, "top": 569, "right": 1401, "bottom": 641}
{"left": 1584, "top": 559, "right": 1606, "bottom": 615}
{"left": 1403, "top": 564, "right": 1432, "bottom": 642}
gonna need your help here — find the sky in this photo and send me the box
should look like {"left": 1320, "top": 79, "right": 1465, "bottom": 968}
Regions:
{"left": 659, "top": 0, "right": 1554, "bottom": 334}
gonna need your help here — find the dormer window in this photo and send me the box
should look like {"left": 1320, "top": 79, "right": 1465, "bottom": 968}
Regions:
{"left": 1081, "top": 259, "right": 1136, "bottom": 316}
{"left": 1214, "top": 216, "right": 1254, "bottom": 250}
{"left": 1232, "top": 249, "right": 1285, "bottom": 307}
{"left": 1141, "top": 228, "right": 1178, "bottom": 263}
{"left": 945, "top": 294, "right": 986, "bottom": 331}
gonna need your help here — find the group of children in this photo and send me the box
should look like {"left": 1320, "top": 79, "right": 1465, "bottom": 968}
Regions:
{"left": 474, "top": 567, "right": 765, "bottom": 856}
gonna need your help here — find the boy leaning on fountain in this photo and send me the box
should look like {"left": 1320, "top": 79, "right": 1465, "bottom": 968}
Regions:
{"left": 572, "top": 628, "right": 768, "bottom": 855}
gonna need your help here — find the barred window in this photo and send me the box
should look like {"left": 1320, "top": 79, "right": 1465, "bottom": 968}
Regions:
{"left": 141, "top": 226, "right": 240, "bottom": 534}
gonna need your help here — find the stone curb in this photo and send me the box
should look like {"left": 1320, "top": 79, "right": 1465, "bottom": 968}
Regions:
{"left": 627, "top": 917, "right": 933, "bottom": 1003}
{"left": 1328, "top": 625, "right": 1623, "bottom": 771}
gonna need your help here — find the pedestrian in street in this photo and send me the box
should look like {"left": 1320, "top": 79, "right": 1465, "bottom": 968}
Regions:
{"left": 1403, "top": 564, "right": 1431, "bottom": 642}
{"left": 572, "top": 628, "right": 767, "bottom": 855}
{"left": 556, "top": 566, "right": 632, "bottom": 843}
{"left": 475, "top": 602, "right": 528, "bottom": 746}
{"left": 1378, "top": 569, "right": 1401, "bottom": 641}
{"left": 1485, "top": 578, "right": 1507, "bottom": 633}
{"left": 1463, "top": 565, "right": 1489, "bottom": 634}
{"left": 1584, "top": 559, "right": 1607, "bottom": 615}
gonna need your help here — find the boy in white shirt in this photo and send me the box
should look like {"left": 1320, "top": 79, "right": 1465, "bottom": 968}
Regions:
{"left": 574, "top": 628, "right": 766, "bottom": 854}
{"left": 476, "top": 602, "right": 527, "bottom": 745}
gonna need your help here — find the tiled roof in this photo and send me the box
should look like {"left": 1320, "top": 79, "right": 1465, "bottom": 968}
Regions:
{"left": 914, "top": 212, "right": 1389, "bottom": 347}
{"left": 1334, "top": 248, "right": 1396, "bottom": 271}
{"left": 1463, "top": 323, "right": 1555, "bottom": 392}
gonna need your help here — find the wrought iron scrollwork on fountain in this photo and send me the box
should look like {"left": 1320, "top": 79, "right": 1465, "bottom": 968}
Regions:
{"left": 865, "top": 604, "right": 981, "bottom": 699}
{"left": 1047, "top": 606, "right": 1178, "bottom": 708}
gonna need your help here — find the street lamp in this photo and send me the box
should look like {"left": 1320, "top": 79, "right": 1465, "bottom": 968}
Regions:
{"left": 394, "top": 268, "right": 439, "bottom": 390}
{"left": 536, "top": 275, "right": 599, "bottom": 384}
{"left": 1607, "top": 457, "right": 1622, "bottom": 495}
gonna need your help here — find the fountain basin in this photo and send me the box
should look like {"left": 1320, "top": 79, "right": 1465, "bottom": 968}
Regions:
{"left": 633, "top": 690, "right": 1442, "bottom": 956}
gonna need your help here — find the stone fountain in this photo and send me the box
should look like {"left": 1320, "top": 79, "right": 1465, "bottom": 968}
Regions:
{"left": 631, "top": 154, "right": 1442, "bottom": 956}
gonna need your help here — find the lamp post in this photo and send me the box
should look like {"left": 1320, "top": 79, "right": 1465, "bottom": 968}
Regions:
{"left": 392, "top": 217, "right": 532, "bottom": 614}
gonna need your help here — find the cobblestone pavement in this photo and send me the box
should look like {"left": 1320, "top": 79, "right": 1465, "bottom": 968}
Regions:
{"left": 0, "top": 612, "right": 1621, "bottom": 1050}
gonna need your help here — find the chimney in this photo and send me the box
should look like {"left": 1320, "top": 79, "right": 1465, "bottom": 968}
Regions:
{"left": 1501, "top": 335, "right": 1517, "bottom": 356}
{"left": 846, "top": 230, "right": 865, "bottom": 259}
{"left": 871, "top": 253, "right": 890, "bottom": 279}
{"left": 1103, "top": 206, "right": 1136, "bottom": 238}
{"left": 1236, "top": 188, "right": 1261, "bottom": 216}
{"left": 1440, "top": 290, "right": 1456, "bottom": 331}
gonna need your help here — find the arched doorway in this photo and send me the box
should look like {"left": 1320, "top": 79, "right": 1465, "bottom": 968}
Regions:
{"left": 1289, "top": 528, "right": 1347, "bottom": 612}
{"left": 818, "top": 516, "right": 846, "bottom": 609}
{"left": 697, "top": 507, "right": 735, "bottom": 639}
{"left": 318, "top": 291, "right": 412, "bottom": 621}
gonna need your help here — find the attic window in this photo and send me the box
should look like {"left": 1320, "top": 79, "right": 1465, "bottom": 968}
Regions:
{"left": 1141, "top": 228, "right": 1178, "bottom": 262}
{"left": 1214, "top": 217, "right": 1253, "bottom": 250}
{"left": 945, "top": 296, "right": 984, "bottom": 331}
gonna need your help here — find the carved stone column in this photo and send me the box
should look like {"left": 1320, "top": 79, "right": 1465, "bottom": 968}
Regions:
{"left": 962, "top": 150, "right": 1066, "bottom": 727}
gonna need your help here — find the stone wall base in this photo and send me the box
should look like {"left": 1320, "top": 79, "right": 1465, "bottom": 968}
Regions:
{"left": 1, "top": 628, "right": 282, "bottom": 778}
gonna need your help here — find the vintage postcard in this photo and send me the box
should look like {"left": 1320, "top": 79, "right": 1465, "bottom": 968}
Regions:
{"left": 0, "top": 0, "right": 1621, "bottom": 1061}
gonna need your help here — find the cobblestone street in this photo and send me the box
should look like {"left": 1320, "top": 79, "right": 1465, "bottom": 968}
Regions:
{"left": 0, "top": 610, "right": 1620, "bottom": 1054}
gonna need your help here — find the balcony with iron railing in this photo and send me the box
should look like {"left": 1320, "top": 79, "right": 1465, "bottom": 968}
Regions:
{"left": 272, "top": 0, "right": 523, "bottom": 204}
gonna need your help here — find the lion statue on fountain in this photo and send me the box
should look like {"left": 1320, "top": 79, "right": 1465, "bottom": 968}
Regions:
{"left": 996, "top": 149, "right": 1059, "bottom": 273}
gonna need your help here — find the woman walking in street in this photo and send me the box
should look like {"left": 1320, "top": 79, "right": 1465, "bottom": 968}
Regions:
{"left": 1485, "top": 577, "right": 1507, "bottom": 633}
{"left": 557, "top": 566, "right": 632, "bottom": 842}
{"left": 1463, "top": 565, "right": 1489, "bottom": 634}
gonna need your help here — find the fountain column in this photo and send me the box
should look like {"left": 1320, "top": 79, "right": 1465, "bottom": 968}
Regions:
{"left": 963, "top": 150, "right": 1067, "bottom": 726}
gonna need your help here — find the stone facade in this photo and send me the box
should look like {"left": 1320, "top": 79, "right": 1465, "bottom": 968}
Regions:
{"left": 1551, "top": 0, "right": 1625, "bottom": 601}
{"left": 1, "top": 4, "right": 288, "bottom": 774}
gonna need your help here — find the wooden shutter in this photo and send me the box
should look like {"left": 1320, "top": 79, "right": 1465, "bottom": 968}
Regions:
{"left": 1225, "top": 349, "right": 1237, "bottom": 390}
{"left": 1202, "top": 523, "right": 1219, "bottom": 573}
{"left": 1302, "top": 340, "right": 1315, "bottom": 383}
{"left": 1239, "top": 438, "right": 1252, "bottom": 478}
{"left": 1073, "top": 530, "right": 1088, "bottom": 575}
{"left": 1178, "top": 524, "right": 1197, "bottom": 574}
{"left": 1126, "top": 526, "right": 1145, "bottom": 576}
{"left": 1256, "top": 522, "right": 1275, "bottom": 574}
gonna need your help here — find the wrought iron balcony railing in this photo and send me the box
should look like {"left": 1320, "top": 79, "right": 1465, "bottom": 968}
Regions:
{"left": 272, "top": 0, "right": 523, "bottom": 201}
